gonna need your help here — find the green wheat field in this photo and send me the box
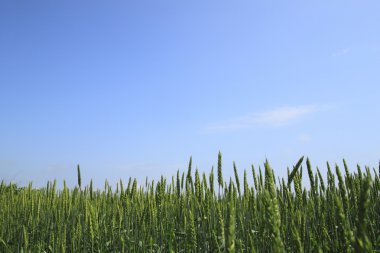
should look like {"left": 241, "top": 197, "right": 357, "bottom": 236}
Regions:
{"left": 1, "top": 153, "right": 379, "bottom": 252}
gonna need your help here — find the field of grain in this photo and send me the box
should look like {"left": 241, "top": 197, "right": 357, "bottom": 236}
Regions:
{"left": 0, "top": 154, "right": 379, "bottom": 252}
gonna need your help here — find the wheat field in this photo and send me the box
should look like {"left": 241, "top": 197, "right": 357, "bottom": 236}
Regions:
{"left": 0, "top": 154, "right": 379, "bottom": 252}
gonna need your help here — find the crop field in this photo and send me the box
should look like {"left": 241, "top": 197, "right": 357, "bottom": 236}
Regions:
{"left": 0, "top": 154, "right": 379, "bottom": 252}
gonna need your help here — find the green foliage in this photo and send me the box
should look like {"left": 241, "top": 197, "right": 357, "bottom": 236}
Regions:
{"left": 0, "top": 155, "right": 379, "bottom": 252}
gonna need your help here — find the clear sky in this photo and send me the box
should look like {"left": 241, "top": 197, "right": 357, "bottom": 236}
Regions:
{"left": 1, "top": 0, "right": 379, "bottom": 188}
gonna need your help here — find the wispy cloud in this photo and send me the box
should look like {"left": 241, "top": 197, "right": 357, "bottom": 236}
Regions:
{"left": 332, "top": 47, "right": 351, "bottom": 57}
{"left": 203, "top": 105, "right": 320, "bottom": 133}
{"left": 298, "top": 133, "right": 312, "bottom": 142}
{"left": 255, "top": 105, "right": 318, "bottom": 126}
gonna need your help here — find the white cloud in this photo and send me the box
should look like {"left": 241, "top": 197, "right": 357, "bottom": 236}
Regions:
{"left": 204, "top": 105, "right": 319, "bottom": 133}
{"left": 298, "top": 133, "right": 312, "bottom": 142}
{"left": 332, "top": 47, "right": 351, "bottom": 57}
{"left": 255, "top": 105, "right": 317, "bottom": 127}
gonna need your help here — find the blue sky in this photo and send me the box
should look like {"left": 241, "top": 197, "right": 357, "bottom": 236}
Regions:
{"left": 1, "top": 0, "right": 380, "bottom": 188}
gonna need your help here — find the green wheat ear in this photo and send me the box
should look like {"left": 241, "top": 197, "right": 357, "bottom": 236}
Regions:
{"left": 233, "top": 161, "right": 241, "bottom": 197}
{"left": 217, "top": 151, "right": 224, "bottom": 193}
{"left": 77, "top": 164, "right": 82, "bottom": 189}
{"left": 288, "top": 156, "right": 304, "bottom": 186}
{"left": 226, "top": 182, "right": 236, "bottom": 253}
